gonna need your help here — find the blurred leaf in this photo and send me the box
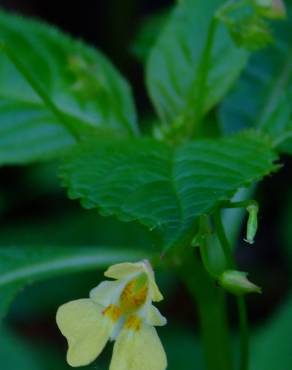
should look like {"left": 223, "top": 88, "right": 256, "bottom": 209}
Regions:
{"left": 146, "top": 0, "right": 248, "bottom": 129}
{"left": 251, "top": 295, "right": 292, "bottom": 370}
{"left": 0, "top": 9, "right": 138, "bottom": 165}
{"left": 0, "top": 246, "right": 149, "bottom": 319}
{"left": 0, "top": 326, "right": 68, "bottom": 370}
{"left": 161, "top": 324, "right": 203, "bottom": 370}
{"left": 61, "top": 132, "right": 277, "bottom": 250}
{"left": 280, "top": 190, "right": 292, "bottom": 268}
{"left": 131, "top": 8, "right": 170, "bottom": 62}
{"left": 0, "top": 208, "right": 154, "bottom": 247}
{"left": 0, "top": 284, "right": 22, "bottom": 320}
{"left": 220, "top": 5, "right": 292, "bottom": 153}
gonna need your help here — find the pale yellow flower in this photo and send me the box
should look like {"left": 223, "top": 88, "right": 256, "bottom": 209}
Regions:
{"left": 56, "top": 260, "right": 167, "bottom": 370}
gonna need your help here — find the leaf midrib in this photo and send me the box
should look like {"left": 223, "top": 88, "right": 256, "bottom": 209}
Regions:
{"left": 0, "top": 248, "right": 149, "bottom": 287}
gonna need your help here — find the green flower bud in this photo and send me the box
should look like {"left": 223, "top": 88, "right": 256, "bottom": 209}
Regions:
{"left": 216, "top": 0, "right": 282, "bottom": 51}
{"left": 254, "top": 0, "right": 286, "bottom": 19}
{"left": 219, "top": 270, "right": 262, "bottom": 295}
{"left": 245, "top": 204, "right": 259, "bottom": 245}
{"left": 228, "top": 17, "right": 273, "bottom": 51}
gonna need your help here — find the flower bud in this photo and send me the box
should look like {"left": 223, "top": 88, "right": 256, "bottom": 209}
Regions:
{"left": 254, "top": 0, "right": 286, "bottom": 19}
{"left": 216, "top": 0, "right": 281, "bottom": 51}
{"left": 245, "top": 204, "right": 259, "bottom": 245}
{"left": 228, "top": 17, "right": 273, "bottom": 51}
{"left": 219, "top": 270, "right": 261, "bottom": 295}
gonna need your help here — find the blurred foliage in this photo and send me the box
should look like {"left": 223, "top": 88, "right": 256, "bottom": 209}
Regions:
{"left": 0, "top": 326, "right": 68, "bottom": 370}
{"left": 251, "top": 294, "right": 292, "bottom": 369}
{"left": 0, "top": 0, "right": 291, "bottom": 370}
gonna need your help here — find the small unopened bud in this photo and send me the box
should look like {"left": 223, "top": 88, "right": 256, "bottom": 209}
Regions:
{"left": 254, "top": 0, "right": 286, "bottom": 19}
{"left": 228, "top": 17, "right": 273, "bottom": 51}
{"left": 219, "top": 270, "right": 262, "bottom": 295}
{"left": 245, "top": 204, "right": 259, "bottom": 245}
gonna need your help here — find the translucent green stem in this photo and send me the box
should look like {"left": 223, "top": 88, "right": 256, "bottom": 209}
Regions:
{"left": 213, "top": 210, "right": 235, "bottom": 269}
{"left": 219, "top": 199, "right": 258, "bottom": 210}
{"left": 214, "top": 209, "right": 250, "bottom": 370}
{"left": 237, "top": 296, "right": 249, "bottom": 370}
{"left": 179, "top": 249, "right": 234, "bottom": 370}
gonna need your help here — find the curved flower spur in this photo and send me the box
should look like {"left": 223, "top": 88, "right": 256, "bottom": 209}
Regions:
{"left": 56, "top": 260, "right": 167, "bottom": 370}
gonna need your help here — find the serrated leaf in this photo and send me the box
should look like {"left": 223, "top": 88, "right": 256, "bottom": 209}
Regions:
{"left": 0, "top": 10, "right": 138, "bottom": 165}
{"left": 146, "top": 0, "right": 248, "bottom": 129}
{"left": 220, "top": 6, "right": 292, "bottom": 153}
{"left": 61, "top": 132, "right": 277, "bottom": 250}
{"left": 0, "top": 246, "right": 149, "bottom": 319}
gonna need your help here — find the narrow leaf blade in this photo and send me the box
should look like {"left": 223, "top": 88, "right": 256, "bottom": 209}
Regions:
{"left": 220, "top": 5, "right": 292, "bottom": 154}
{"left": 0, "top": 246, "right": 149, "bottom": 319}
{"left": 146, "top": 0, "right": 248, "bottom": 127}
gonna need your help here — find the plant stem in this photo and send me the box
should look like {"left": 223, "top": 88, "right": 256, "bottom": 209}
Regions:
{"left": 196, "top": 215, "right": 218, "bottom": 278}
{"left": 0, "top": 42, "right": 80, "bottom": 141}
{"left": 213, "top": 209, "right": 235, "bottom": 269}
{"left": 237, "top": 296, "right": 249, "bottom": 370}
{"left": 179, "top": 249, "right": 234, "bottom": 370}
{"left": 214, "top": 209, "right": 250, "bottom": 370}
{"left": 219, "top": 199, "right": 258, "bottom": 210}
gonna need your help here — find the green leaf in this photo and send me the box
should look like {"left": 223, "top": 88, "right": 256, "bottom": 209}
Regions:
{"left": 0, "top": 10, "right": 138, "bottom": 165}
{"left": 220, "top": 6, "right": 292, "bottom": 153}
{"left": 0, "top": 326, "right": 67, "bottom": 370}
{"left": 146, "top": 0, "right": 248, "bottom": 129}
{"left": 162, "top": 325, "right": 203, "bottom": 370}
{"left": 0, "top": 284, "right": 23, "bottom": 320}
{"left": 251, "top": 295, "right": 292, "bottom": 370}
{"left": 0, "top": 246, "right": 149, "bottom": 319}
{"left": 61, "top": 132, "right": 277, "bottom": 250}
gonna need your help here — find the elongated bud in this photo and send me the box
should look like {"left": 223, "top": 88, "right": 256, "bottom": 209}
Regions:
{"left": 219, "top": 270, "right": 262, "bottom": 295}
{"left": 254, "top": 0, "right": 286, "bottom": 19}
{"left": 245, "top": 204, "right": 259, "bottom": 245}
{"left": 228, "top": 17, "right": 273, "bottom": 51}
{"left": 216, "top": 1, "right": 278, "bottom": 51}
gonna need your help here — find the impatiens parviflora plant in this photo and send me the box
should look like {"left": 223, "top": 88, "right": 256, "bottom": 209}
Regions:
{"left": 0, "top": 1, "right": 291, "bottom": 370}
{"left": 56, "top": 261, "right": 167, "bottom": 369}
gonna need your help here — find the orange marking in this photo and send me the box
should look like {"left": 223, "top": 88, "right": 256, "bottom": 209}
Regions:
{"left": 125, "top": 315, "right": 141, "bottom": 331}
{"left": 102, "top": 304, "right": 122, "bottom": 322}
{"left": 120, "top": 280, "right": 148, "bottom": 312}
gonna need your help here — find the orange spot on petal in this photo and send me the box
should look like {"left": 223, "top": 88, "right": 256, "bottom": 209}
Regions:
{"left": 102, "top": 304, "right": 122, "bottom": 322}
{"left": 124, "top": 315, "right": 141, "bottom": 331}
{"left": 120, "top": 280, "right": 148, "bottom": 313}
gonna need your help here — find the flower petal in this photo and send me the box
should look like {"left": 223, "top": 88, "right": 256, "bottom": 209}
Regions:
{"left": 141, "top": 261, "right": 163, "bottom": 302}
{"left": 150, "top": 279, "right": 163, "bottom": 302}
{"left": 110, "top": 324, "right": 167, "bottom": 370}
{"left": 105, "top": 260, "right": 163, "bottom": 302}
{"left": 90, "top": 280, "right": 124, "bottom": 307}
{"left": 56, "top": 299, "right": 112, "bottom": 367}
{"left": 146, "top": 305, "right": 167, "bottom": 327}
{"left": 104, "top": 262, "right": 143, "bottom": 279}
